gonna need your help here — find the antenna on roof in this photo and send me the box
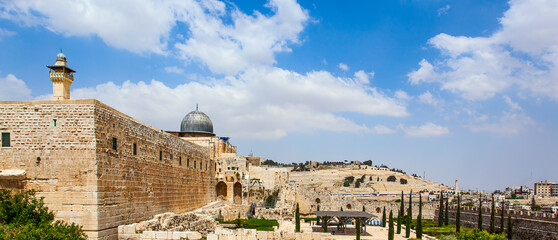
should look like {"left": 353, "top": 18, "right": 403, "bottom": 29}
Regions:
{"left": 196, "top": 104, "right": 198, "bottom": 111}
{"left": 60, "top": 48, "right": 63, "bottom": 53}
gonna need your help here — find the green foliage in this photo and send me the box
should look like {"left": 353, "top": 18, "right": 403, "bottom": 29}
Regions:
{"left": 219, "top": 218, "right": 279, "bottom": 231}
{"left": 236, "top": 213, "right": 241, "bottom": 228}
{"left": 532, "top": 205, "right": 541, "bottom": 211}
{"left": 301, "top": 217, "right": 316, "bottom": 222}
{"left": 445, "top": 198, "right": 449, "bottom": 226}
{"left": 0, "top": 190, "right": 86, "bottom": 240}
{"left": 387, "top": 176, "right": 397, "bottom": 182}
{"left": 388, "top": 210, "right": 394, "bottom": 240}
{"left": 456, "top": 229, "right": 507, "bottom": 240}
{"left": 400, "top": 178, "right": 408, "bottom": 184}
{"left": 439, "top": 191, "right": 444, "bottom": 227}
{"left": 397, "top": 191, "right": 404, "bottom": 234}
{"left": 417, "top": 196, "right": 423, "bottom": 239}
{"left": 382, "top": 206, "right": 386, "bottom": 227}
{"left": 343, "top": 181, "right": 350, "bottom": 187}
{"left": 499, "top": 201, "right": 505, "bottom": 233}
{"left": 344, "top": 176, "right": 355, "bottom": 183}
{"left": 295, "top": 203, "right": 300, "bottom": 232}
{"left": 478, "top": 194, "right": 483, "bottom": 230}
{"left": 323, "top": 216, "right": 328, "bottom": 232}
{"left": 406, "top": 191, "right": 412, "bottom": 238}
{"left": 506, "top": 215, "right": 513, "bottom": 240}
{"left": 356, "top": 217, "right": 361, "bottom": 240}
{"left": 456, "top": 194, "right": 461, "bottom": 233}
{"left": 490, "top": 195, "right": 496, "bottom": 233}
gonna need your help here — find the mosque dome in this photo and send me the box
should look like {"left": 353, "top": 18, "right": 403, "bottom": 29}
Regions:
{"left": 56, "top": 52, "right": 66, "bottom": 61}
{"left": 180, "top": 109, "right": 214, "bottom": 135}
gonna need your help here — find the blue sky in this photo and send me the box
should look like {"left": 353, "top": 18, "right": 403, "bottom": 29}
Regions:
{"left": 1, "top": 0, "right": 557, "bottom": 192}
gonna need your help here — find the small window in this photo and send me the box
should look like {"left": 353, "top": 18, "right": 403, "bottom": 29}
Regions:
{"left": 53, "top": 119, "right": 57, "bottom": 127}
{"left": 194, "top": 160, "right": 196, "bottom": 168}
{"left": 1, "top": 132, "right": 10, "bottom": 147}
{"left": 112, "top": 137, "right": 117, "bottom": 150}
{"left": 187, "top": 158, "right": 190, "bottom": 167}
{"left": 159, "top": 151, "right": 162, "bottom": 161}
{"left": 215, "top": 163, "right": 217, "bottom": 171}
{"left": 170, "top": 154, "right": 173, "bottom": 160}
{"left": 133, "top": 143, "right": 137, "bottom": 155}
{"left": 179, "top": 156, "right": 182, "bottom": 166}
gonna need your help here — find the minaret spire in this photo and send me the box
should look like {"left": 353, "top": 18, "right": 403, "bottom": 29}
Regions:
{"left": 47, "top": 50, "right": 75, "bottom": 100}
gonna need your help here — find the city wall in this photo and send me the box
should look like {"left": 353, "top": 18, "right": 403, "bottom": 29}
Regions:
{"left": 0, "top": 100, "right": 216, "bottom": 240}
{"left": 435, "top": 206, "right": 558, "bottom": 240}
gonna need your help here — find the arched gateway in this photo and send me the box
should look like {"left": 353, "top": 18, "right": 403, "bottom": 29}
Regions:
{"left": 233, "top": 182, "right": 242, "bottom": 204}
{"left": 216, "top": 181, "right": 227, "bottom": 200}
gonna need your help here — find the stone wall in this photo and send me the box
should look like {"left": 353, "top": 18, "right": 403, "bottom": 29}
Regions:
{"left": 0, "top": 100, "right": 99, "bottom": 233}
{"left": 0, "top": 100, "right": 216, "bottom": 240}
{"left": 435, "top": 206, "right": 558, "bottom": 240}
{"left": 207, "top": 228, "right": 335, "bottom": 240}
{"left": 94, "top": 101, "right": 215, "bottom": 239}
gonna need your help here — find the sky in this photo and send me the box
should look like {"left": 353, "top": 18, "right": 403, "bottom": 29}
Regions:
{"left": 1, "top": 0, "right": 557, "bottom": 192}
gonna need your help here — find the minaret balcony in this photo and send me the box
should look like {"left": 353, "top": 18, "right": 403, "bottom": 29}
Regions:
{"left": 49, "top": 72, "right": 74, "bottom": 81}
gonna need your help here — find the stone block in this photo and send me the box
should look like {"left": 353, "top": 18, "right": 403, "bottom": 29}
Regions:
{"left": 207, "top": 234, "right": 218, "bottom": 240}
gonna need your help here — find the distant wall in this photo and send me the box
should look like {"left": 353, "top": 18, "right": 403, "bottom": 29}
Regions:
{"left": 435, "top": 206, "right": 558, "bottom": 240}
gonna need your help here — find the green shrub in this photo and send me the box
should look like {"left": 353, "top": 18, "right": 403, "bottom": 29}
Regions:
{"left": 0, "top": 190, "right": 86, "bottom": 240}
{"left": 457, "top": 229, "right": 507, "bottom": 240}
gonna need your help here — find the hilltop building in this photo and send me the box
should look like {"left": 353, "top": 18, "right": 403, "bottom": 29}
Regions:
{"left": 535, "top": 180, "right": 558, "bottom": 197}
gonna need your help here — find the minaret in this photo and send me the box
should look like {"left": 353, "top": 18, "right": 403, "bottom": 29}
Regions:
{"left": 455, "top": 179, "right": 460, "bottom": 194}
{"left": 47, "top": 50, "right": 75, "bottom": 100}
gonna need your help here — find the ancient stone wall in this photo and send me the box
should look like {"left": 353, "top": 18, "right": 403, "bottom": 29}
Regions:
{"left": 93, "top": 101, "right": 215, "bottom": 239}
{"left": 0, "top": 100, "right": 99, "bottom": 234}
{"left": 0, "top": 100, "right": 217, "bottom": 240}
{"left": 435, "top": 206, "right": 558, "bottom": 240}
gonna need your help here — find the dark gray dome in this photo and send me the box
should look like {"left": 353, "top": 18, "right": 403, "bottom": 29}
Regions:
{"left": 180, "top": 110, "right": 213, "bottom": 134}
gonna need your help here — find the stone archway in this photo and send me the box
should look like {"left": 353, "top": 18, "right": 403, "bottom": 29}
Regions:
{"left": 233, "top": 182, "right": 242, "bottom": 204}
{"left": 346, "top": 204, "right": 352, "bottom": 210}
{"left": 216, "top": 181, "right": 227, "bottom": 200}
{"left": 315, "top": 198, "right": 321, "bottom": 204}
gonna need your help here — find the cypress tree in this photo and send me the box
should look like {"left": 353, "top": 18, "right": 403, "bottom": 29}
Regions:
{"left": 362, "top": 205, "right": 366, "bottom": 212}
{"left": 456, "top": 193, "right": 461, "bottom": 233}
{"left": 397, "top": 191, "right": 404, "bottom": 234}
{"left": 388, "top": 210, "right": 394, "bottom": 240}
{"left": 323, "top": 215, "right": 328, "bottom": 232}
{"left": 382, "top": 206, "right": 387, "bottom": 227}
{"left": 438, "top": 191, "right": 444, "bottom": 227}
{"left": 478, "top": 194, "right": 483, "bottom": 230}
{"left": 406, "top": 190, "right": 412, "bottom": 238}
{"left": 500, "top": 200, "right": 505, "bottom": 233}
{"left": 356, "top": 217, "right": 361, "bottom": 240}
{"left": 444, "top": 198, "right": 449, "bottom": 226}
{"left": 417, "top": 195, "right": 423, "bottom": 239}
{"left": 295, "top": 203, "right": 300, "bottom": 232}
{"left": 506, "top": 215, "right": 513, "bottom": 240}
{"left": 317, "top": 205, "right": 320, "bottom": 225}
{"left": 490, "top": 194, "right": 496, "bottom": 233}
{"left": 341, "top": 207, "right": 343, "bottom": 211}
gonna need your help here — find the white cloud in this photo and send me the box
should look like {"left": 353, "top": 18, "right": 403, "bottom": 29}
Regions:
{"left": 466, "top": 112, "right": 534, "bottom": 135}
{"left": 394, "top": 90, "right": 411, "bottom": 101}
{"left": 0, "top": 74, "right": 31, "bottom": 100}
{"left": 398, "top": 122, "right": 449, "bottom": 137}
{"left": 409, "top": 0, "right": 558, "bottom": 101}
{"left": 437, "top": 5, "right": 451, "bottom": 16}
{"left": 70, "top": 67, "right": 407, "bottom": 140}
{"left": 338, "top": 63, "right": 349, "bottom": 71}
{"left": 0, "top": 28, "right": 15, "bottom": 39}
{"left": 418, "top": 91, "right": 439, "bottom": 106}
{"left": 372, "top": 125, "right": 395, "bottom": 135}
{"left": 353, "top": 70, "right": 374, "bottom": 84}
{"left": 164, "top": 66, "right": 184, "bottom": 74}
{"left": 0, "top": 0, "right": 309, "bottom": 74}
{"left": 503, "top": 95, "right": 522, "bottom": 111}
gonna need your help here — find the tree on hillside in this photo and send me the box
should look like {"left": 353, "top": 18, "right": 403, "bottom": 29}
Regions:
{"left": 356, "top": 217, "right": 361, "bottom": 240}
{"left": 382, "top": 206, "right": 387, "bottom": 227}
{"left": 499, "top": 200, "right": 505, "bottom": 233}
{"left": 444, "top": 198, "right": 449, "bottom": 226}
{"left": 456, "top": 193, "right": 461, "bottom": 233}
{"left": 506, "top": 215, "right": 513, "bottom": 240}
{"left": 490, "top": 194, "right": 496, "bottom": 233}
{"left": 397, "top": 191, "right": 404, "bottom": 234}
{"left": 400, "top": 178, "right": 408, "bottom": 184}
{"left": 388, "top": 210, "right": 394, "bottom": 240}
{"left": 387, "top": 176, "right": 397, "bottom": 182}
{"left": 0, "top": 190, "right": 86, "bottom": 240}
{"left": 406, "top": 190, "right": 412, "bottom": 238}
{"left": 417, "top": 196, "right": 423, "bottom": 239}
{"left": 478, "top": 194, "right": 483, "bottom": 230}
{"left": 438, "top": 191, "right": 444, "bottom": 227}
{"left": 363, "top": 160, "right": 372, "bottom": 166}
{"left": 295, "top": 203, "right": 300, "bottom": 232}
